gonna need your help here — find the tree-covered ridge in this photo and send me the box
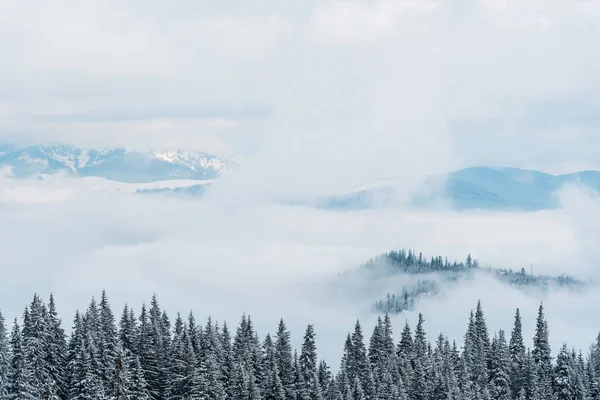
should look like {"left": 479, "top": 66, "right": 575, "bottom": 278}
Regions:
{"left": 363, "top": 249, "right": 478, "bottom": 274}
{"left": 364, "top": 249, "right": 584, "bottom": 315}
{"left": 1, "top": 293, "right": 600, "bottom": 400}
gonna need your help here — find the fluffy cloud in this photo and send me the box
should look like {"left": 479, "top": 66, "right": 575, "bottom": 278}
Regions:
{"left": 1, "top": 0, "right": 600, "bottom": 177}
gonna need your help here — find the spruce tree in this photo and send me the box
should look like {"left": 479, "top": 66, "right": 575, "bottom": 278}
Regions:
{"left": 8, "top": 318, "right": 31, "bottom": 400}
{"left": 136, "top": 304, "right": 160, "bottom": 400}
{"left": 22, "top": 295, "right": 51, "bottom": 399}
{"left": 221, "top": 321, "right": 234, "bottom": 399}
{"left": 111, "top": 347, "right": 131, "bottom": 400}
{"left": 554, "top": 343, "right": 574, "bottom": 400}
{"left": 488, "top": 330, "right": 511, "bottom": 400}
{"left": 532, "top": 303, "right": 553, "bottom": 399}
{"left": 509, "top": 308, "right": 526, "bottom": 398}
{"left": 299, "top": 325, "right": 322, "bottom": 400}
{"left": 0, "top": 310, "right": 9, "bottom": 398}
{"left": 263, "top": 334, "right": 286, "bottom": 400}
{"left": 148, "top": 295, "right": 170, "bottom": 399}
{"left": 275, "top": 319, "right": 295, "bottom": 400}
{"left": 413, "top": 314, "right": 427, "bottom": 361}
{"left": 98, "top": 290, "right": 118, "bottom": 391}
{"left": 128, "top": 353, "right": 151, "bottom": 400}
{"left": 45, "top": 294, "right": 67, "bottom": 400}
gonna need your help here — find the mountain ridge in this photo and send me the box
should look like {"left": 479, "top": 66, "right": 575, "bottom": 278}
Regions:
{"left": 0, "top": 144, "right": 239, "bottom": 183}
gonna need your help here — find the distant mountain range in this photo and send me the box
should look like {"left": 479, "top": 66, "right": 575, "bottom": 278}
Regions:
{"left": 3, "top": 144, "right": 599, "bottom": 211}
{"left": 138, "top": 166, "right": 600, "bottom": 211}
{"left": 309, "top": 167, "right": 600, "bottom": 211}
{"left": 0, "top": 144, "right": 239, "bottom": 183}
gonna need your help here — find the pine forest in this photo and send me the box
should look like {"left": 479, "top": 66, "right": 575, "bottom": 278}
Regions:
{"left": 0, "top": 291, "right": 599, "bottom": 400}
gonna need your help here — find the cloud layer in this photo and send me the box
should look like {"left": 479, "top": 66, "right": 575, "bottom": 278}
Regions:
{"left": 1, "top": 176, "right": 599, "bottom": 364}
{"left": 2, "top": 0, "right": 600, "bottom": 178}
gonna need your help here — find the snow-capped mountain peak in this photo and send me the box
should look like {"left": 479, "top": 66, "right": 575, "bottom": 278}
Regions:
{"left": 0, "top": 144, "right": 239, "bottom": 183}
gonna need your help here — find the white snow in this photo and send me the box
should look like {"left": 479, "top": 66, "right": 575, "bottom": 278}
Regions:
{"left": 78, "top": 150, "right": 90, "bottom": 168}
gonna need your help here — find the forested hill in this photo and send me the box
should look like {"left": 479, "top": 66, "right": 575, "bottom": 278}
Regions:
{"left": 0, "top": 293, "right": 599, "bottom": 399}
{"left": 358, "top": 249, "right": 584, "bottom": 315}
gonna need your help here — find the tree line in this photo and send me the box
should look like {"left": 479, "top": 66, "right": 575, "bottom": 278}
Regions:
{"left": 0, "top": 291, "right": 599, "bottom": 400}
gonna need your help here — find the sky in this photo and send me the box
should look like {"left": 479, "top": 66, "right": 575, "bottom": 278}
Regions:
{"left": 1, "top": 0, "right": 600, "bottom": 367}
{"left": 1, "top": 0, "right": 600, "bottom": 177}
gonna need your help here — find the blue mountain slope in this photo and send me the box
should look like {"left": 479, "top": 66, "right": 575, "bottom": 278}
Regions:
{"left": 312, "top": 167, "right": 600, "bottom": 211}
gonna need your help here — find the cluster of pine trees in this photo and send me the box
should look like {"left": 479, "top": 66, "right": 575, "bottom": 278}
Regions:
{"left": 366, "top": 249, "right": 582, "bottom": 315}
{"left": 363, "top": 250, "right": 478, "bottom": 274}
{"left": 0, "top": 291, "right": 599, "bottom": 400}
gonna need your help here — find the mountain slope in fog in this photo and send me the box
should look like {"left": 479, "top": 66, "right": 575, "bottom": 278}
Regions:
{"left": 313, "top": 167, "right": 600, "bottom": 211}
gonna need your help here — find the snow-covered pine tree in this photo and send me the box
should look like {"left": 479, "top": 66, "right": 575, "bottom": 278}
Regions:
{"left": 317, "top": 360, "right": 332, "bottom": 396}
{"left": 111, "top": 346, "right": 131, "bottom": 400}
{"left": 298, "top": 325, "right": 322, "bottom": 400}
{"left": 532, "top": 303, "right": 553, "bottom": 399}
{"left": 45, "top": 294, "right": 67, "bottom": 400}
{"left": 136, "top": 304, "right": 160, "bottom": 400}
{"left": 554, "top": 343, "right": 574, "bottom": 400}
{"left": 488, "top": 330, "right": 511, "bottom": 400}
{"left": 408, "top": 357, "right": 427, "bottom": 400}
{"left": 473, "top": 301, "right": 490, "bottom": 389}
{"left": 128, "top": 353, "right": 151, "bottom": 400}
{"left": 118, "top": 306, "right": 137, "bottom": 357}
{"left": 0, "top": 310, "right": 9, "bottom": 398}
{"left": 21, "top": 295, "right": 52, "bottom": 399}
{"left": 262, "top": 334, "right": 286, "bottom": 400}
{"left": 274, "top": 319, "right": 295, "bottom": 400}
{"left": 8, "top": 318, "right": 32, "bottom": 400}
{"left": 586, "top": 354, "right": 600, "bottom": 400}
{"left": 200, "top": 317, "right": 226, "bottom": 400}
{"left": 98, "top": 291, "right": 118, "bottom": 392}
{"left": 220, "top": 321, "right": 234, "bottom": 399}
{"left": 509, "top": 308, "right": 526, "bottom": 398}
{"left": 148, "top": 295, "right": 170, "bottom": 399}
{"left": 349, "top": 320, "right": 372, "bottom": 398}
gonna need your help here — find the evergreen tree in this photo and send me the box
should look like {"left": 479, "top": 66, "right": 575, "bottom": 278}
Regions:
{"left": 22, "top": 295, "right": 51, "bottom": 399}
{"left": 148, "top": 295, "right": 170, "bottom": 399}
{"left": 298, "top": 325, "right": 322, "bottom": 400}
{"left": 317, "top": 360, "right": 332, "bottom": 396}
{"left": 275, "top": 319, "right": 295, "bottom": 399}
{"left": 98, "top": 290, "right": 118, "bottom": 391}
{"left": 45, "top": 294, "right": 67, "bottom": 400}
{"left": 349, "top": 320, "right": 371, "bottom": 397}
{"left": 488, "top": 330, "right": 511, "bottom": 400}
{"left": 408, "top": 357, "right": 427, "bottom": 400}
{"left": 0, "top": 310, "right": 9, "bottom": 399}
{"left": 136, "top": 304, "right": 160, "bottom": 400}
{"left": 221, "top": 321, "right": 234, "bottom": 399}
{"left": 118, "top": 306, "right": 137, "bottom": 357}
{"left": 111, "top": 347, "right": 131, "bottom": 400}
{"left": 532, "top": 303, "right": 553, "bottom": 399}
{"left": 509, "top": 308, "right": 526, "bottom": 398}
{"left": 128, "top": 353, "right": 151, "bottom": 400}
{"left": 8, "top": 319, "right": 31, "bottom": 400}
{"left": 413, "top": 314, "right": 427, "bottom": 361}
{"left": 554, "top": 344, "right": 574, "bottom": 400}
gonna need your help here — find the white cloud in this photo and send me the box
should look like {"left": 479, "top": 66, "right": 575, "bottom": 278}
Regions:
{"left": 1, "top": 0, "right": 599, "bottom": 179}
{"left": 308, "top": 0, "right": 439, "bottom": 45}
